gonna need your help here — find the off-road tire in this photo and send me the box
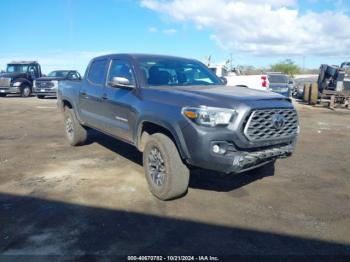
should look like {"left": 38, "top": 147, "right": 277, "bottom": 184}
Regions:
{"left": 37, "top": 95, "right": 45, "bottom": 99}
{"left": 143, "top": 133, "right": 189, "bottom": 200}
{"left": 309, "top": 83, "right": 318, "bottom": 105}
{"left": 303, "top": 83, "right": 310, "bottom": 103}
{"left": 20, "top": 85, "right": 31, "bottom": 97}
{"left": 63, "top": 107, "right": 88, "bottom": 146}
{"left": 0, "top": 93, "right": 6, "bottom": 97}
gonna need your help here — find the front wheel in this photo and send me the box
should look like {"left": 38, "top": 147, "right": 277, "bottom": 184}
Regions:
{"left": 20, "top": 85, "right": 31, "bottom": 97}
{"left": 63, "top": 107, "right": 88, "bottom": 146}
{"left": 143, "top": 133, "right": 189, "bottom": 200}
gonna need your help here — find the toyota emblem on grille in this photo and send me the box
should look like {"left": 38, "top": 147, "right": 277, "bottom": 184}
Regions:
{"left": 272, "top": 114, "right": 285, "bottom": 130}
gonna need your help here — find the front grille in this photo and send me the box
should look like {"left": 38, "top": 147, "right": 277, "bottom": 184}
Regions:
{"left": 0, "top": 77, "right": 11, "bottom": 87}
{"left": 243, "top": 108, "right": 298, "bottom": 142}
{"left": 36, "top": 81, "right": 54, "bottom": 89}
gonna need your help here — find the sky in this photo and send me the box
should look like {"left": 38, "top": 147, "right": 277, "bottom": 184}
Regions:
{"left": 0, "top": 0, "right": 350, "bottom": 74}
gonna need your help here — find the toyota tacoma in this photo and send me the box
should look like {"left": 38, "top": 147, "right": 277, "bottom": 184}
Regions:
{"left": 57, "top": 54, "right": 299, "bottom": 200}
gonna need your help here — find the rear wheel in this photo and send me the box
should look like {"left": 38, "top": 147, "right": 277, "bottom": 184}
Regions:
{"left": 143, "top": 133, "right": 189, "bottom": 200}
{"left": 0, "top": 93, "right": 6, "bottom": 97}
{"left": 20, "top": 85, "right": 31, "bottom": 97}
{"left": 37, "top": 95, "right": 45, "bottom": 99}
{"left": 63, "top": 107, "right": 88, "bottom": 146}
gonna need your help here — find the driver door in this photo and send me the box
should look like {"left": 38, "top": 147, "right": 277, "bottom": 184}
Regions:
{"left": 100, "top": 59, "right": 137, "bottom": 142}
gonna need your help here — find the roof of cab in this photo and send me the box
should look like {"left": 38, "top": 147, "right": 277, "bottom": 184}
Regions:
{"left": 8, "top": 61, "right": 39, "bottom": 64}
{"left": 50, "top": 70, "right": 78, "bottom": 72}
{"left": 91, "top": 53, "right": 196, "bottom": 62}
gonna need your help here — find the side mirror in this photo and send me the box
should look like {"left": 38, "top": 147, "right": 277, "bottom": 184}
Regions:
{"left": 109, "top": 77, "right": 135, "bottom": 88}
{"left": 220, "top": 77, "right": 227, "bottom": 85}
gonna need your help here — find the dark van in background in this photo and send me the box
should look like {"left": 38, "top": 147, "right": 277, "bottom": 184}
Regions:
{"left": 267, "top": 73, "right": 291, "bottom": 98}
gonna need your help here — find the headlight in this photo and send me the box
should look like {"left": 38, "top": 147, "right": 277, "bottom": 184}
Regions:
{"left": 12, "top": 82, "right": 21, "bottom": 87}
{"left": 33, "top": 80, "right": 36, "bottom": 88}
{"left": 52, "top": 80, "right": 58, "bottom": 89}
{"left": 182, "top": 106, "right": 236, "bottom": 127}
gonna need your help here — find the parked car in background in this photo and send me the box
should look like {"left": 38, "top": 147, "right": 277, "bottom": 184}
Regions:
{"left": 0, "top": 61, "right": 42, "bottom": 97}
{"left": 58, "top": 53, "right": 299, "bottom": 200}
{"left": 288, "top": 77, "right": 295, "bottom": 91}
{"left": 267, "top": 73, "right": 291, "bottom": 98}
{"left": 33, "top": 70, "right": 81, "bottom": 99}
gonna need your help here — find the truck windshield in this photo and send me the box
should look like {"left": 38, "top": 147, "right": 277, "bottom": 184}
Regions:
{"left": 138, "top": 59, "right": 221, "bottom": 87}
{"left": 48, "top": 71, "right": 69, "bottom": 77}
{"left": 6, "top": 64, "right": 29, "bottom": 73}
{"left": 268, "top": 74, "right": 288, "bottom": 83}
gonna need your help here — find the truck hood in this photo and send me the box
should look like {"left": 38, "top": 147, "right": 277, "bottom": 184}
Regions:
{"left": 0, "top": 72, "right": 28, "bottom": 79}
{"left": 175, "top": 85, "right": 286, "bottom": 100}
{"left": 36, "top": 77, "right": 65, "bottom": 81}
{"left": 144, "top": 85, "right": 292, "bottom": 110}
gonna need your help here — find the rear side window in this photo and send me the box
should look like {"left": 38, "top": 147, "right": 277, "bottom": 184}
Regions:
{"left": 87, "top": 60, "right": 108, "bottom": 85}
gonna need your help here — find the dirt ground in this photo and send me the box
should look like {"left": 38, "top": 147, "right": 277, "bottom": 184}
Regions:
{"left": 0, "top": 96, "right": 350, "bottom": 258}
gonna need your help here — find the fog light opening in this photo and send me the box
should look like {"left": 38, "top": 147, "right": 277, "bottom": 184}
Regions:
{"left": 212, "top": 144, "right": 226, "bottom": 154}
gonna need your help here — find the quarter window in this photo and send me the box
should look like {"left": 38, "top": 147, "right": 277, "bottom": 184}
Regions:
{"left": 88, "top": 60, "right": 108, "bottom": 85}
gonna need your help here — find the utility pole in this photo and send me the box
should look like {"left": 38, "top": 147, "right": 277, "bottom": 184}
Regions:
{"left": 302, "top": 56, "right": 305, "bottom": 72}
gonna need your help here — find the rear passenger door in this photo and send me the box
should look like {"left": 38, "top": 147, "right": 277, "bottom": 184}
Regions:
{"left": 79, "top": 59, "right": 108, "bottom": 129}
{"left": 101, "top": 59, "right": 137, "bottom": 142}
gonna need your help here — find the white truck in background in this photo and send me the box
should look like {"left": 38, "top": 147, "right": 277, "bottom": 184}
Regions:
{"left": 226, "top": 74, "right": 269, "bottom": 91}
{"left": 209, "top": 65, "right": 269, "bottom": 91}
{"left": 209, "top": 65, "right": 291, "bottom": 97}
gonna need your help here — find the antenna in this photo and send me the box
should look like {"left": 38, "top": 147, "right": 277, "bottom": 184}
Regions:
{"left": 205, "top": 55, "right": 212, "bottom": 67}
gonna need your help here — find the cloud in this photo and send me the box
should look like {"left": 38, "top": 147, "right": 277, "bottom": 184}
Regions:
{"left": 163, "top": 28, "right": 177, "bottom": 35}
{"left": 148, "top": 26, "right": 176, "bottom": 35}
{"left": 140, "top": 0, "right": 350, "bottom": 56}
{"left": 148, "top": 26, "right": 158, "bottom": 32}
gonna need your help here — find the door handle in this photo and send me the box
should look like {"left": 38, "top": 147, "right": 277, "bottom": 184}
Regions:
{"left": 80, "top": 90, "right": 87, "bottom": 96}
{"left": 101, "top": 94, "right": 108, "bottom": 100}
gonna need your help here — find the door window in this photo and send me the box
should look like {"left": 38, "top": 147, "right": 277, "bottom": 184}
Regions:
{"left": 87, "top": 60, "right": 108, "bottom": 85}
{"left": 68, "top": 72, "right": 81, "bottom": 80}
{"left": 28, "top": 65, "right": 39, "bottom": 78}
{"left": 107, "top": 60, "right": 136, "bottom": 86}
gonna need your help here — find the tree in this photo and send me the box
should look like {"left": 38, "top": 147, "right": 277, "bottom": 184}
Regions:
{"left": 270, "top": 59, "right": 301, "bottom": 76}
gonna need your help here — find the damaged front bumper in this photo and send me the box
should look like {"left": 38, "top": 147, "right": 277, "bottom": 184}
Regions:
{"left": 186, "top": 140, "right": 296, "bottom": 174}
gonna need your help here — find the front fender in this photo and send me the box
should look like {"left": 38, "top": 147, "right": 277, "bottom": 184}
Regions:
{"left": 135, "top": 116, "right": 190, "bottom": 160}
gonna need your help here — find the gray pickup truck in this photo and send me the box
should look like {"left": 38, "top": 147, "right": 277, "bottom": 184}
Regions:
{"left": 58, "top": 54, "right": 299, "bottom": 200}
{"left": 34, "top": 70, "right": 81, "bottom": 99}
